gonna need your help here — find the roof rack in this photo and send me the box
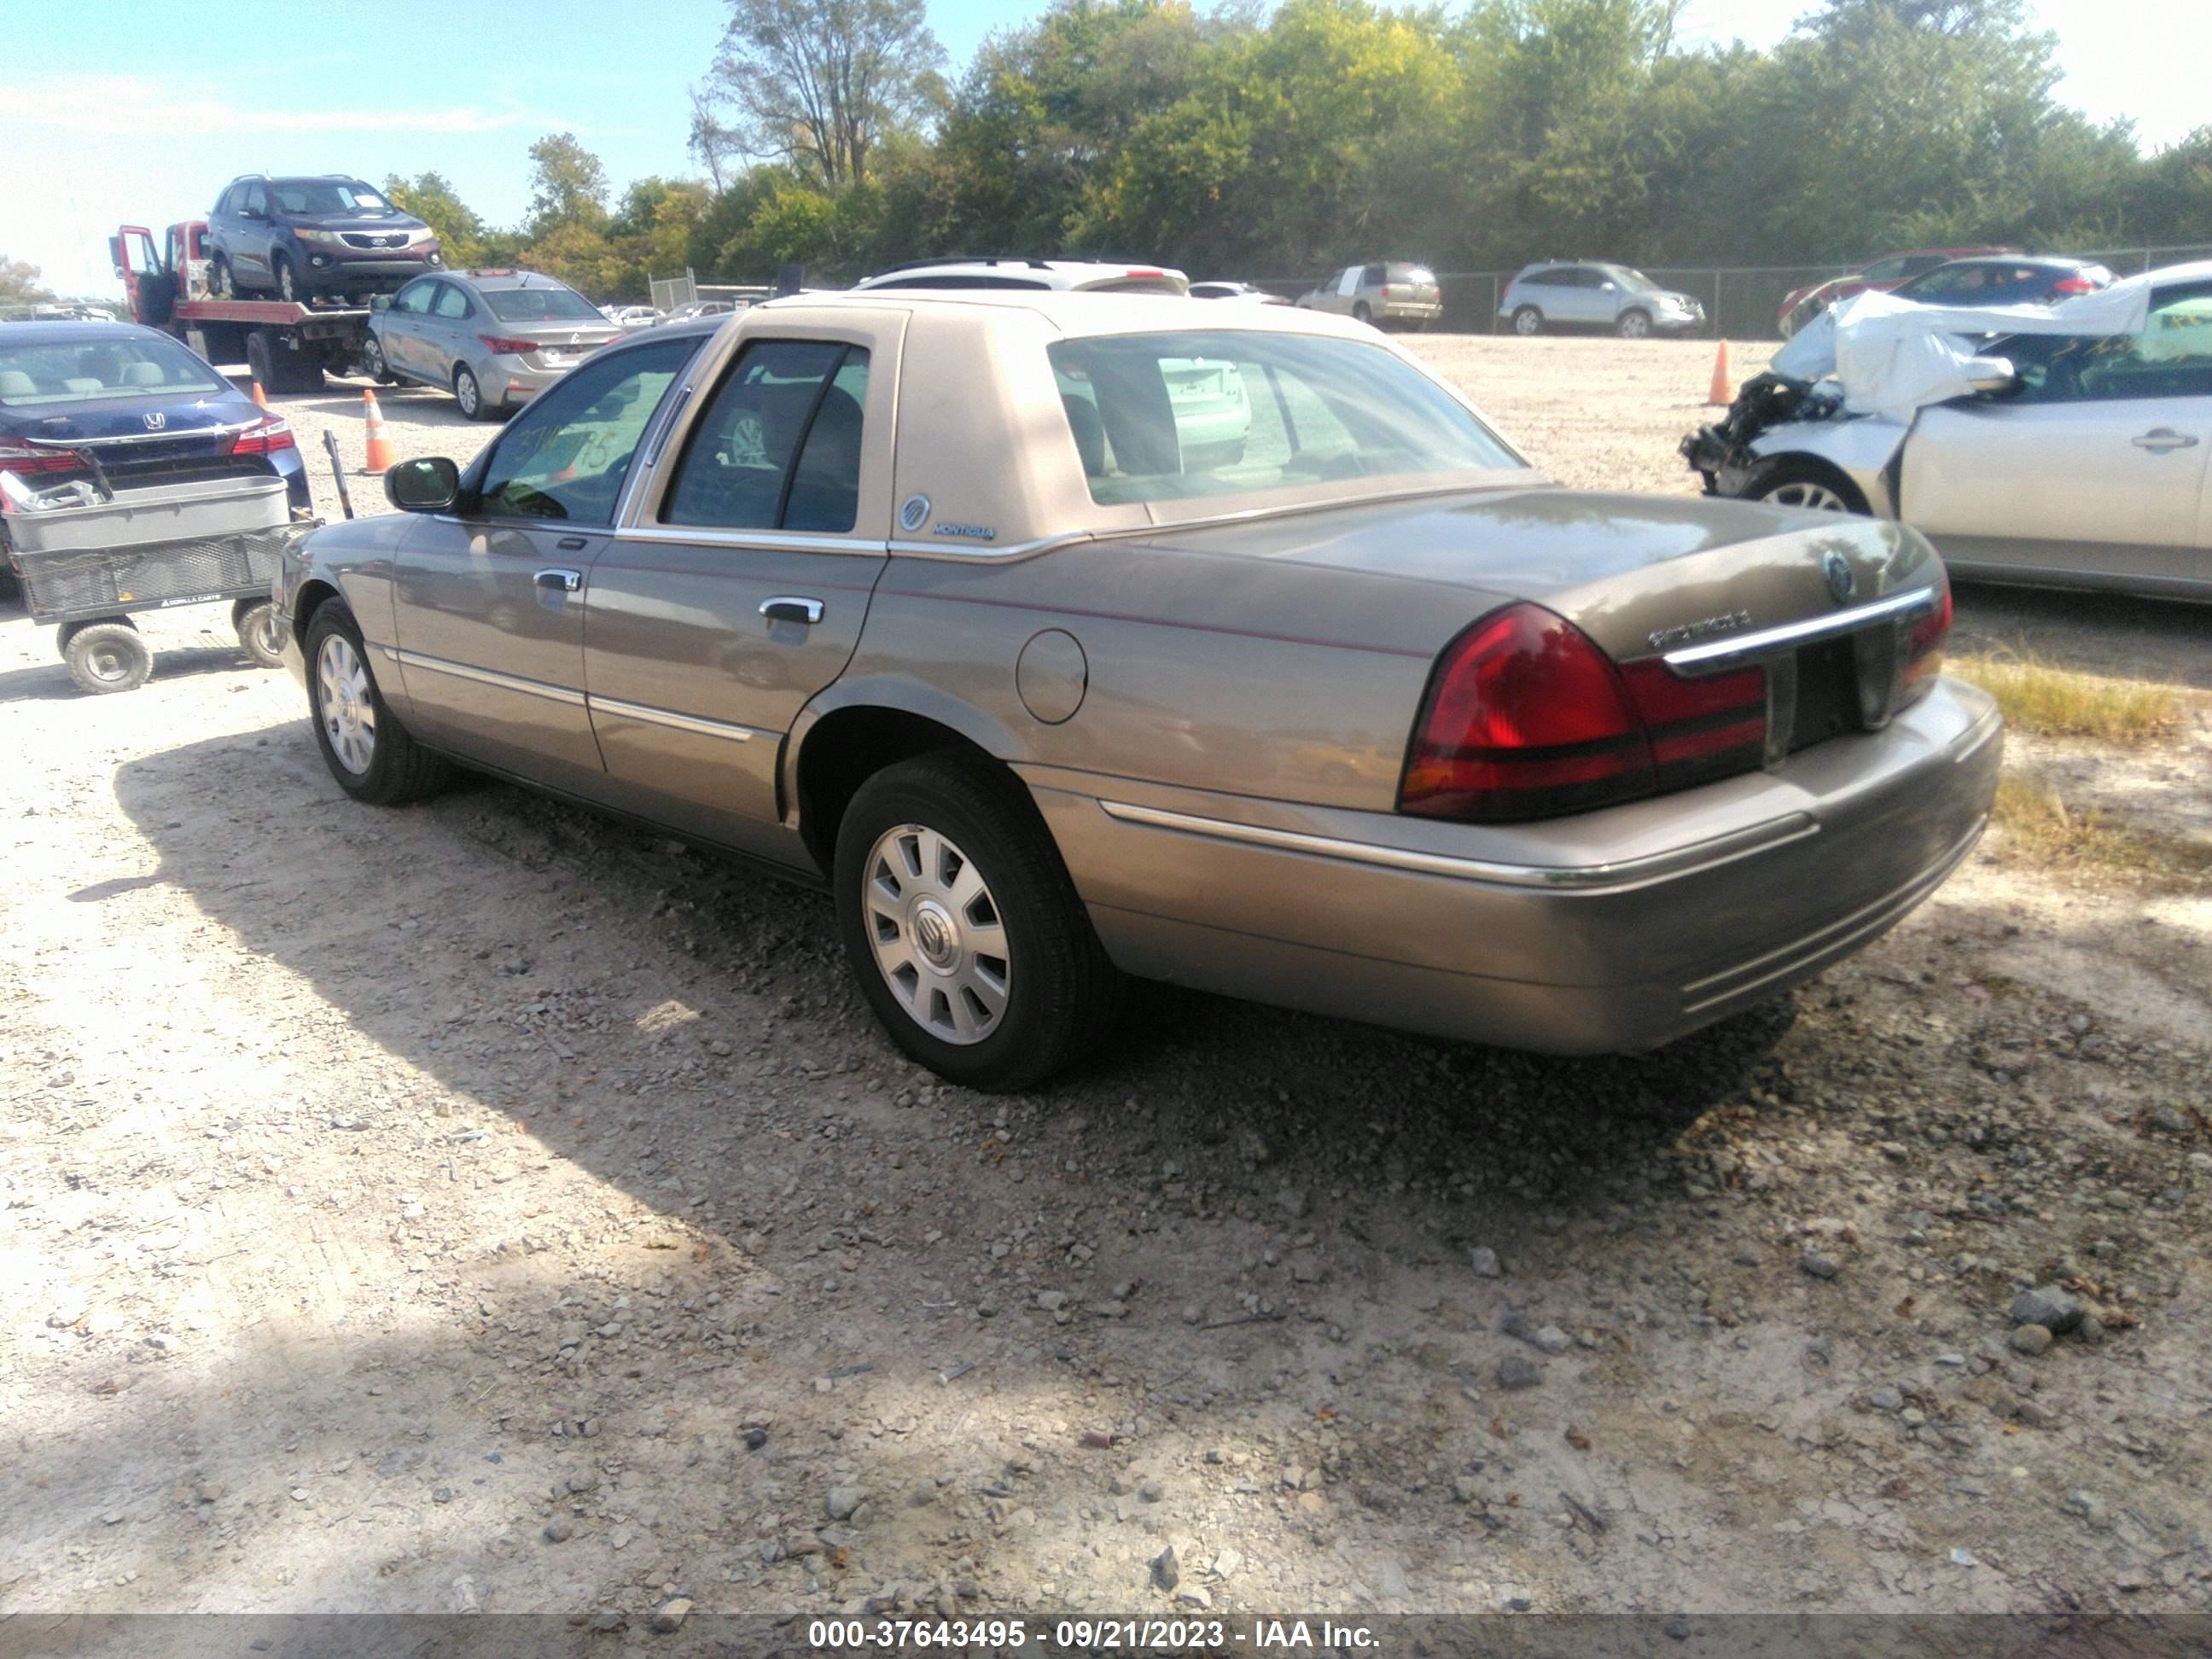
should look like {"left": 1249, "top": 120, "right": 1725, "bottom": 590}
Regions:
{"left": 870, "top": 256, "right": 1058, "bottom": 275}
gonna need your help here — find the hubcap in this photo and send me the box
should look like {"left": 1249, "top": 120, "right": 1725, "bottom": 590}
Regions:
{"left": 457, "top": 372, "right": 477, "bottom": 414}
{"left": 1621, "top": 312, "right": 1649, "bottom": 338}
{"left": 863, "top": 824, "right": 1009, "bottom": 1046}
{"left": 316, "top": 633, "right": 377, "bottom": 775}
{"left": 87, "top": 645, "right": 132, "bottom": 682}
{"left": 279, "top": 264, "right": 295, "bottom": 300}
{"left": 250, "top": 611, "right": 284, "bottom": 655}
{"left": 1516, "top": 311, "right": 1538, "bottom": 335}
{"left": 1764, "top": 480, "right": 1848, "bottom": 513}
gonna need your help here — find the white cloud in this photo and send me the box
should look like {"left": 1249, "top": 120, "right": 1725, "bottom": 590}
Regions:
{"left": 12, "top": 75, "right": 531, "bottom": 137}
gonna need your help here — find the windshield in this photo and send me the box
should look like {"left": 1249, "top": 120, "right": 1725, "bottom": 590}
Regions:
{"left": 1605, "top": 266, "right": 1658, "bottom": 292}
{"left": 0, "top": 335, "right": 230, "bottom": 407}
{"left": 271, "top": 179, "right": 390, "bottom": 215}
{"left": 1048, "top": 330, "right": 1523, "bottom": 507}
{"left": 484, "top": 286, "right": 604, "bottom": 323}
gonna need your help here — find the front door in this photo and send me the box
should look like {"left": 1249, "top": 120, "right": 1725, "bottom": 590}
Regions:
{"left": 381, "top": 278, "right": 438, "bottom": 378}
{"left": 585, "top": 316, "right": 903, "bottom": 861}
{"left": 388, "top": 335, "right": 701, "bottom": 786}
{"left": 1903, "top": 281, "right": 2212, "bottom": 585}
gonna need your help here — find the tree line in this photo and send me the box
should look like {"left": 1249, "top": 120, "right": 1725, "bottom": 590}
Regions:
{"left": 26, "top": 0, "right": 2196, "bottom": 311}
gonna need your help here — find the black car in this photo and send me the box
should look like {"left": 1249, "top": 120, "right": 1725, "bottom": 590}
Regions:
{"left": 206, "top": 175, "right": 443, "bottom": 303}
{"left": 1890, "top": 256, "right": 2113, "bottom": 309}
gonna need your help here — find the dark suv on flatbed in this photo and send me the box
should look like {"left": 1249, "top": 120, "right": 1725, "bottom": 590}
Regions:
{"left": 206, "top": 175, "right": 443, "bottom": 303}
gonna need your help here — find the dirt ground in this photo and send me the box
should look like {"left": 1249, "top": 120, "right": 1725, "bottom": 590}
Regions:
{"left": 3, "top": 336, "right": 2207, "bottom": 1627}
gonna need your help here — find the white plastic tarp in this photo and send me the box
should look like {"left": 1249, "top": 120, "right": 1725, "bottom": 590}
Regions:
{"left": 1768, "top": 278, "right": 2157, "bottom": 421}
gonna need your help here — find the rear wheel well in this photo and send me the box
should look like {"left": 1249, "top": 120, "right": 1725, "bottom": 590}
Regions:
{"left": 795, "top": 707, "right": 1000, "bottom": 874}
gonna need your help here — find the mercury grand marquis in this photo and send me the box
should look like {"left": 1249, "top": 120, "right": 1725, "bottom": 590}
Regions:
{"left": 274, "top": 293, "right": 2002, "bottom": 1090}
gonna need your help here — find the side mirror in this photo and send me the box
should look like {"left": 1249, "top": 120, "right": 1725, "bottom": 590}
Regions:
{"left": 370, "top": 294, "right": 393, "bottom": 311}
{"left": 386, "top": 456, "right": 460, "bottom": 513}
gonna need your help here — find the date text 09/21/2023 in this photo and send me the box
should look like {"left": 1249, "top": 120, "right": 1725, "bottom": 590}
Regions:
{"left": 804, "top": 1616, "right": 1382, "bottom": 1650}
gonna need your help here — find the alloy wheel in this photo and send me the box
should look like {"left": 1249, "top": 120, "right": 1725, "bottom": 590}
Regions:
{"left": 316, "top": 632, "right": 377, "bottom": 775}
{"left": 455, "top": 368, "right": 480, "bottom": 417}
{"left": 863, "top": 823, "right": 1010, "bottom": 1046}
{"left": 1761, "top": 480, "right": 1849, "bottom": 512}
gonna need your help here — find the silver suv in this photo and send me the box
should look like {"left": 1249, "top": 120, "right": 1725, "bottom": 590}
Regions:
{"left": 1500, "top": 263, "right": 1706, "bottom": 338}
{"left": 852, "top": 259, "right": 1189, "bottom": 295}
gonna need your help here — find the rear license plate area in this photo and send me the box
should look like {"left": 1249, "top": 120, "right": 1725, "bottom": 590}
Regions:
{"left": 1786, "top": 635, "right": 1866, "bottom": 751}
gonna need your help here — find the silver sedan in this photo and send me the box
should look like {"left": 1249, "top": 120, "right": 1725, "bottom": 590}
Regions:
{"left": 367, "top": 269, "right": 621, "bottom": 421}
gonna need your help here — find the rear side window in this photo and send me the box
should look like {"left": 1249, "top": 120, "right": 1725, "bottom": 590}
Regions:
{"left": 661, "top": 340, "right": 871, "bottom": 533}
{"left": 0, "top": 335, "right": 229, "bottom": 406}
{"left": 1047, "top": 329, "right": 1522, "bottom": 507}
{"left": 432, "top": 283, "right": 471, "bottom": 319}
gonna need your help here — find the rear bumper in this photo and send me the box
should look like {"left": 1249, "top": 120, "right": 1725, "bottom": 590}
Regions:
{"left": 1377, "top": 300, "right": 1441, "bottom": 323}
{"left": 1027, "top": 678, "right": 2002, "bottom": 1055}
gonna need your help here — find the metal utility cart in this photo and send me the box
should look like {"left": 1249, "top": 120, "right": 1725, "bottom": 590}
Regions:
{"left": 4, "top": 475, "right": 307, "bottom": 694}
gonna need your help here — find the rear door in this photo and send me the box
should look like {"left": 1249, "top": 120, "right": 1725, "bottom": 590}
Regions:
{"left": 1902, "top": 281, "right": 2212, "bottom": 585}
{"left": 585, "top": 311, "right": 903, "bottom": 859}
{"left": 387, "top": 335, "right": 700, "bottom": 784}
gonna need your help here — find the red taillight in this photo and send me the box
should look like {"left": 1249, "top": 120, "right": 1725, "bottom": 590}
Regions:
{"left": 225, "top": 416, "right": 295, "bottom": 456}
{"left": 1400, "top": 602, "right": 1769, "bottom": 823}
{"left": 1898, "top": 581, "right": 1952, "bottom": 707}
{"left": 1381, "top": 284, "right": 1395, "bottom": 299}
{"left": 1400, "top": 604, "right": 1653, "bottom": 822}
{"left": 1617, "top": 659, "right": 1770, "bottom": 788}
{"left": 0, "top": 438, "right": 85, "bottom": 478}
{"left": 2050, "top": 275, "right": 2095, "bottom": 295}
{"left": 480, "top": 335, "right": 539, "bottom": 356}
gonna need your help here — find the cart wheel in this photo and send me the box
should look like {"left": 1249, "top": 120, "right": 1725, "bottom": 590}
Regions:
{"left": 233, "top": 599, "right": 287, "bottom": 670}
{"left": 61, "top": 620, "right": 153, "bottom": 695}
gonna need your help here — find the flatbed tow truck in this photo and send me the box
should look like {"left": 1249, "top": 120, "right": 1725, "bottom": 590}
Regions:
{"left": 111, "top": 220, "right": 379, "bottom": 392}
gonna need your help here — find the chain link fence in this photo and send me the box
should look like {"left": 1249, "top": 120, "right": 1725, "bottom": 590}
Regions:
{"left": 1254, "top": 244, "right": 2212, "bottom": 339}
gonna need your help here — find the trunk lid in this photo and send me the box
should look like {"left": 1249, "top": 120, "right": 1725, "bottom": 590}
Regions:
{"left": 1144, "top": 486, "right": 1938, "bottom": 667}
{"left": 500, "top": 322, "right": 622, "bottom": 369}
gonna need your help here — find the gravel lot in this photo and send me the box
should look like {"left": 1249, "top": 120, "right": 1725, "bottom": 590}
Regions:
{"left": 3, "top": 335, "right": 2207, "bottom": 1626}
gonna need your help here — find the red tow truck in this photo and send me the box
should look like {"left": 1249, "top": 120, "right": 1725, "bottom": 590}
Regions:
{"left": 111, "top": 220, "right": 377, "bottom": 393}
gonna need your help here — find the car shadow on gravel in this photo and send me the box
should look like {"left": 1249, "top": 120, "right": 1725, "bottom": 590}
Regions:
{"left": 114, "top": 722, "right": 1794, "bottom": 1247}
{"left": 1952, "top": 582, "right": 2212, "bottom": 691}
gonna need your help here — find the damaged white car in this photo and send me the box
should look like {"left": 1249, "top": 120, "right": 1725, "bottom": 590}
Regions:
{"left": 1684, "top": 262, "right": 2212, "bottom": 601}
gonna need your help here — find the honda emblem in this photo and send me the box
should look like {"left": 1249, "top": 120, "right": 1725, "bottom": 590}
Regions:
{"left": 143, "top": 410, "right": 166, "bottom": 430}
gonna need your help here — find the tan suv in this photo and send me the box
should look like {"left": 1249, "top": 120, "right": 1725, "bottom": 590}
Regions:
{"left": 1297, "top": 262, "right": 1443, "bottom": 329}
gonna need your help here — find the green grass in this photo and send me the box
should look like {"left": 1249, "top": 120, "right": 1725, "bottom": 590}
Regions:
{"left": 1951, "top": 651, "right": 2183, "bottom": 746}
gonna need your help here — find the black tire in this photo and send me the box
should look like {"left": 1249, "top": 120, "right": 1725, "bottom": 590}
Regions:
{"left": 245, "top": 329, "right": 274, "bottom": 394}
{"left": 835, "top": 754, "right": 1123, "bottom": 1091}
{"left": 1351, "top": 301, "right": 1372, "bottom": 325}
{"left": 361, "top": 334, "right": 393, "bottom": 383}
{"left": 211, "top": 254, "right": 236, "bottom": 299}
{"left": 1616, "top": 307, "right": 1652, "bottom": 340}
{"left": 61, "top": 620, "right": 152, "bottom": 695}
{"left": 274, "top": 253, "right": 300, "bottom": 304}
{"left": 302, "top": 602, "right": 451, "bottom": 804}
{"left": 1511, "top": 306, "right": 1543, "bottom": 336}
{"left": 454, "top": 364, "right": 492, "bottom": 421}
{"left": 1742, "top": 457, "right": 1870, "bottom": 515}
{"left": 233, "top": 598, "right": 286, "bottom": 670}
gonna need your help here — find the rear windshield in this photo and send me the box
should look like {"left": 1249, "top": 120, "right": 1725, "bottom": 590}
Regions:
{"left": 1048, "top": 330, "right": 1522, "bottom": 507}
{"left": 271, "top": 179, "right": 390, "bottom": 215}
{"left": 0, "top": 336, "right": 229, "bottom": 407}
{"left": 483, "top": 286, "right": 603, "bottom": 323}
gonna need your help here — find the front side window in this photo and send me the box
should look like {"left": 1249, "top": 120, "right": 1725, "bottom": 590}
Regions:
{"left": 392, "top": 280, "right": 435, "bottom": 315}
{"left": 2005, "top": 285, "right": 2212, "bottom": 405}
{"left": 244, "top": 183, "right": 269, "bottom": 218}
{"left": 1047, "top": 330, "right": 1523, "bottom": 507}
{"left": 475, "top": 337, "right": 697, "bottom": 524}
{"left": 661, "top": 340, "right": 870, "bottom": 533}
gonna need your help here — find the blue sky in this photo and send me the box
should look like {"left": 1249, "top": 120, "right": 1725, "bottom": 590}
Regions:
{"left": 15, "top": 0, "right": 2200, "bottom": 300}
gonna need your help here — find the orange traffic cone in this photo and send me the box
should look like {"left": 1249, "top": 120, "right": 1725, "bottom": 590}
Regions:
{"left": 1707, "top": 340, "right": 1732, "bottom": 405}
{"left": 359, "top": 389, "right": 396, "bottom": 474}
{"left": 250, "top": 381, "right": 270, "bottom": 410}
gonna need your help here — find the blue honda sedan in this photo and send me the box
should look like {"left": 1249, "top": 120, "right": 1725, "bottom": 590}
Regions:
{"left": 0, "top": 322, "right": 311, "bottom": 521}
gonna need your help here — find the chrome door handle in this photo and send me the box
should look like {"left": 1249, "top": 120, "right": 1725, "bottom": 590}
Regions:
{"left": 534, "top": 568, "right": 582, "bottom": 593}
{"left": 2132, "top": 428, "right": 2199, "bottom": 452}
{"left": 760, "top": 596, "right": 824, "bottom": 625}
